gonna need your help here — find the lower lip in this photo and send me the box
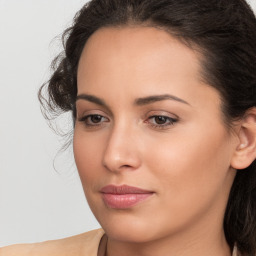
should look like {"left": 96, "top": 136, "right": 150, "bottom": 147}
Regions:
{"left": 102, "top": 193, "right": 153, "bottom": 209}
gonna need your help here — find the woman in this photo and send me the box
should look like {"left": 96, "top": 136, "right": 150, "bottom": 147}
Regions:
{"left": 1, "top": 0, "right": 256, "bottom": 255}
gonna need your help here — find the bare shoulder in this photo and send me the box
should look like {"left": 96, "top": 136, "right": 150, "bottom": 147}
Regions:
{"left": 0, "top": 229, "right": 104, "bottom": 256}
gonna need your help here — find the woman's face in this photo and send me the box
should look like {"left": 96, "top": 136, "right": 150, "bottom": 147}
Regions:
{"left": 74, "top": 26, "right": 237, "bottom": 243}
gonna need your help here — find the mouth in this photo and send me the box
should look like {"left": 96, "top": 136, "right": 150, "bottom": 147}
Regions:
{"left": 100, "top": 185, "right": 154, "bottom": 209}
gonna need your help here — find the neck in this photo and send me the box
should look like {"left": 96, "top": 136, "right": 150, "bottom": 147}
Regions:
{"left": 106, "top": 229, "right": 231, "bottom": 256}
{"left": 104, "top": 210, "right": 232, "bottom": 256}
{"left": 106, "top": 232, "right": 231, "bottom": 256}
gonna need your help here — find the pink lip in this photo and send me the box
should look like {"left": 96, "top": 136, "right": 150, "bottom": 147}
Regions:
{"left": 100, "top": 185, "right": 154, "bottom": 209}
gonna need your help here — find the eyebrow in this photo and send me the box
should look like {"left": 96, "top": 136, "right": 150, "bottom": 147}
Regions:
{"left": 76, "top": 94, "right": 107, "bottom": 106}
{"left": 135, "top": 94, "right": 190, "bottom": 106}
{"left": 76, "top": 93, "right": 190, "bottom": 108}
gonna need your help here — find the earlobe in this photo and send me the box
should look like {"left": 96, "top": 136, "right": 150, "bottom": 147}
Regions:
{"left": 231, "top": 107, "right": 256, "bottom": 170}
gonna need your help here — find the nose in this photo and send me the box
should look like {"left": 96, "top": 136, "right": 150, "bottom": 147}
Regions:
{"left": 102, "top": 124, "right": 141, "bottom": 173}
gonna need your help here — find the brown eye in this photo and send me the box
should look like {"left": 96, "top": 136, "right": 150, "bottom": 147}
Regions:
{"left": 154, "top": 116, "right": 169, "bottom": 125}
{"left": 78, "top": 114, "right": 109, "bottom": 127}
{"left": 147, "top": 115, "right": 178, "bottom": 129}
{"left": 90, "top": 115, "right": 103, "bottom": 123}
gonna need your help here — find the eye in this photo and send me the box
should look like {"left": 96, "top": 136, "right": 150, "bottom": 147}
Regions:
{"left": 78, "top": 114, "right": 109, "bottom": 127}
{"left": 147, "top": 115, "right": 178, "bottom": 129}
{"left": 89, "top": 115, "right": 104, "bottom": 123}
{"left": 152, "top": 116, "right": 170, "bottom": 125}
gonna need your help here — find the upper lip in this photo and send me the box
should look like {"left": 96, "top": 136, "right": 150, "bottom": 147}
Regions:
{"left": 100, "top": 185, "right": 153, "bottom": 194}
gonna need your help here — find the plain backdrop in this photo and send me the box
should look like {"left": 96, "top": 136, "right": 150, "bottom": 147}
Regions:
{"left": 0, "top": 0, "right": 256, "bottom": 247}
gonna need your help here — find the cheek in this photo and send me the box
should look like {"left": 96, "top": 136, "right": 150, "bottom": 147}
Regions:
{"left": 144, "top": 123, "right": 232, "bottom": 211}
{"left": 73, "top": 128, "right": 105, "bottom": 188}
{"left": 134, "top": 125, "right": 234, "bottom": 237}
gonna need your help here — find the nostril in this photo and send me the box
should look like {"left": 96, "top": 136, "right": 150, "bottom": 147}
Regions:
{"left": 103, "top": 155, "right": 140, "bottom": 173}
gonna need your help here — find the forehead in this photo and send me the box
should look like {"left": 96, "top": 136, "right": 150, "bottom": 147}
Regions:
{"left": 77, "top": 26, "right": 203, "bottom": 90}
{"left": 77, "top": 26, "right": 221, "bottom": 112}
{"left": 77, "top": 26, "right": 224, "bottom": 126}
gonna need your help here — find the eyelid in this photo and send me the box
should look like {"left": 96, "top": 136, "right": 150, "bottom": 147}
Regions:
{"left": 144, "top": 110, "right": 179, "bottom": 130}
{"left": 144, "top": 110, "right": 179, "bottom": 120}
{"left": 81, "top": 114, "right": 109, "bottom": 124}
{"left": 76, "top": 109, "right": 109, "bottom": 119}
{"left": 76, "top": 108, "right": 111, "bottom": 129}
{"left": 77, "top": 113, "right": 110, "bottom": 130}
{"left": 75, "top": 98, "right": 113, "bottom": 116}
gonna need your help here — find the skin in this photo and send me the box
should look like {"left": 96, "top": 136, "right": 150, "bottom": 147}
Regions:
{"left": 74, "top": 26, "right": 240, "bottom": 256}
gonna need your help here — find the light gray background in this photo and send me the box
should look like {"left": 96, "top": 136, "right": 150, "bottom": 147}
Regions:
{"left": 0, "top": 0, "right": 256, "bottom": 247}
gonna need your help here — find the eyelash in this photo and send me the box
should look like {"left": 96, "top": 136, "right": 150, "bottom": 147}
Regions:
{"left": 78, "top": 114, "right": 109, "bottom": 127}
{"left": 78, "top": 114, "right": 178, "bottom": 129}
{"left": 146, "top": 115, "right": 178, "bottom": 129}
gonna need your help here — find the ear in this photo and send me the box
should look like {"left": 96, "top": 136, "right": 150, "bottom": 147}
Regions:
{"left": 231, "top": 107, "right": 256, "bottom": 170}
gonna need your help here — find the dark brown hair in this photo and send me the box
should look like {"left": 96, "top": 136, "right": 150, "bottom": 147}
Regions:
{"left": 39, "top": 0, "right": 256, "bottom": 254}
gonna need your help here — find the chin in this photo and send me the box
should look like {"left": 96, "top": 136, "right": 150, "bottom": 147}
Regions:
{"left": 104, "top": 225, "right": 154, "bottom": 243}
{"left": 97, "top": 212, "right": 158, "bottom": 243}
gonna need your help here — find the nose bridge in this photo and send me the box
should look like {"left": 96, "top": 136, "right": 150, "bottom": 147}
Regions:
{"left": 103, "top": 119, "right": 141, "bottom": 172}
